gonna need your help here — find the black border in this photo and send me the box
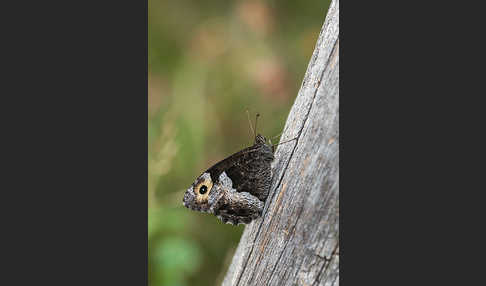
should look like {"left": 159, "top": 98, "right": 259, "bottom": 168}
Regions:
{"left": 3, "top": 1, "right": 148, "bottom": 284}
{"left": 341, "top": 0, "right": 483, "bottom": 284}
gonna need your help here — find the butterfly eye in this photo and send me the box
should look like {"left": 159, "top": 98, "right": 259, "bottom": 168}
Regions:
{"left": 199, "top": 185, "right": 208, "bottom": 194}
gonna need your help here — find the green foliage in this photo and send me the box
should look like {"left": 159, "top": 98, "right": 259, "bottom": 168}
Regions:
{"left": 153, "top": 237, "right": 202, "bottom": 286}
{"left": 148, "top": 0, "right": 330, "bottom": 285}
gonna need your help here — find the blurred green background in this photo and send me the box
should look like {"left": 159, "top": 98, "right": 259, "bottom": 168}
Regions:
{"left": 148, "top": 0, "right": 331, "bottom": 285}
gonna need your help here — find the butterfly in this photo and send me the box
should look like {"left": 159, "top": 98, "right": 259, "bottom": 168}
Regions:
{"left": 183, "top": 112, "right": 280, "bottom": 224}
{"left": 183, "top": 132, "right": 275, "bottom": 225}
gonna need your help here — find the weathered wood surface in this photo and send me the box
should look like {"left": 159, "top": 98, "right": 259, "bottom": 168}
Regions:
{"left": 222, "top": 1, "right": 339, "bottom": 285}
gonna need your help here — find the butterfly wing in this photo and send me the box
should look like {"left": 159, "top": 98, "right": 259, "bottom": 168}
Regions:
{"left": 205, "top": 139, "right": 274, "bottom": 201}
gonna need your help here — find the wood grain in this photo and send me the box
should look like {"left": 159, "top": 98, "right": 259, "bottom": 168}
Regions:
{"left": 222, "top": 0, "right": 339, "bottom": 285}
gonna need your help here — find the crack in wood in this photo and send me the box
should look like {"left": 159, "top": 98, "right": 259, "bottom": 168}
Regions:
{"left": 312, "top": 243, "right": 339, "bottom": 286}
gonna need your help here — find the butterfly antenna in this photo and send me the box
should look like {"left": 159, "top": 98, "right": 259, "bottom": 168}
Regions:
{"left": 254, "top": 113, "right": 260, "bottom": 141}
{"left": 246, "top": 109, "right": 255, "bottom": 144}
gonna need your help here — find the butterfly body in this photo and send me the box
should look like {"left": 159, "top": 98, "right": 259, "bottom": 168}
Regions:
{"left": 183, "top": 134, "right": 274, "bottom": 225}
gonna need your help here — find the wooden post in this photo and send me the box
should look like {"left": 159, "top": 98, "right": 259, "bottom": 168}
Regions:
{"left": 222, "top": 0, "right": 339, "bottom": 285}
